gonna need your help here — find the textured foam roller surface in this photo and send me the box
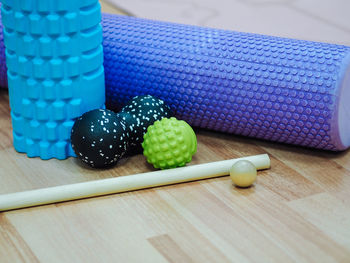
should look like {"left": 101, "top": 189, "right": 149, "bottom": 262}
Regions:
{"left": 0, "top": 14, "right": 6, "bottom": 89}
{"left": 0, "top": 13, "right": 350, "bottom": 151}
{"left": 101, "top": 14, "right": 350, "bottom": 151}
{"left": 0, "top": 0, "right": 105, "bottom": 159}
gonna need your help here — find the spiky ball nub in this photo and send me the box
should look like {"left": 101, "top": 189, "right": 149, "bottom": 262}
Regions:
{"left": 118, "top": 95, "right": 172, "bottom": 154}
{"left": 142, "top": 117, "right": 197, "bottom": 169}
{"left": 71, "top": 109, "right": 129, "bottom": 168}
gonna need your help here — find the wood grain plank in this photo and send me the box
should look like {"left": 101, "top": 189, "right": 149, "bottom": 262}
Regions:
{"left": 0, "top": 90, "right": 12, "bottom": 150}
{"left": 148, "top": 234, "right": 193, "bottom": 263}
{"left": 332, "top": 151, "right": 350, "bottom": 171}
{"left": 259, "top": 143, "right": 350, "bottom": 206}
{"left": 5, "top": 200, "right": 167, "bottom": 263}
{"left": 288, "top": 193, "right": 350, "bottom": 248}
{"left": 100, "top": 0, "right": 127, "bottom": 14}
{"left": 257, "top": 155, "right": 323, "bottom": 201}
{"left": 126, "top": 190, "right": 231, "bottom": 263}
{"left": 157, "top": 183, "right": 299, "bottom": 263}
{"left": 0, "top": 214, "right": 39, "bottom": 263}
{"left": 202, "top": 179, "right": 350, "bottom": 263}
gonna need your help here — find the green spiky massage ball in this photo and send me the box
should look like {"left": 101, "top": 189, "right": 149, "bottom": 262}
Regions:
{"left": 142, "top": 117, "right": 197, "bottom": 169}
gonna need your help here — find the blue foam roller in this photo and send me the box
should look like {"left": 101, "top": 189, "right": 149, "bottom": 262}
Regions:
{"left": 1, "top": 13, "right": 350, "bottom": 151}
{"left": 0, "top": 0, "right": 105, "bottom": 159}
{"left": 0, "top": 16, "right": 6, "bottom": 89}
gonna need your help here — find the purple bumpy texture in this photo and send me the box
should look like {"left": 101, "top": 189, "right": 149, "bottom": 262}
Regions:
{"left": 1, "top": 12, "right": 350, "bottom": 150}
{"left": 102, "top": 14, "right": 350, "bottom": 151}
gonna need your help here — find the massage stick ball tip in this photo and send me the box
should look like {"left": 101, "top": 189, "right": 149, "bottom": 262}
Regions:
{"left": 230, "top": 160, "right": 257, "bottom": 188}
{"left": 142, "top": 117, "right": 197, "bottom": 169}
{"left": 71, "top": 109, "right": 129, "bottom": 168}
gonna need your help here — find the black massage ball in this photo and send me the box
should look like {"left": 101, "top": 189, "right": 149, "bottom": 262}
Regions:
{"left": 71, "top": 109, "right": 129, "bottom": 168}
{"left": 118, "top": 95, "right": 172, "bottom": 154}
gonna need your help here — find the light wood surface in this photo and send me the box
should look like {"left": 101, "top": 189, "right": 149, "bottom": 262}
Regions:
{"left": 100, "top": 0, "right": 126, "bottom": 15}
{"left": 1, "top": 1, "right": 350, "bottom": 263}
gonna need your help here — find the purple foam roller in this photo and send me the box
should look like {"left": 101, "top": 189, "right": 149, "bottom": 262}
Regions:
{"left": 102, "top": 14, "right": 350, "bottom": 151}
{"left": 1, "top": 13, "right": 350, "bottom": 151}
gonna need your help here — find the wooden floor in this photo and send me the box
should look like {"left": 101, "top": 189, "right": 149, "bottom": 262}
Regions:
{"left": 1, "top": 2, "right": 350, "bottom": 263}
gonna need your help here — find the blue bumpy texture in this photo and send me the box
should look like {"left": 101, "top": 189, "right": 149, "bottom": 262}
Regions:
{"left": 1, "top": 0, "right": 105, "bottom": 159}
{"left": 0, "top": 13, "right": 6, "bottom": 88}
{"left": 102, "top": 14, "right": 350, "bottom": 151}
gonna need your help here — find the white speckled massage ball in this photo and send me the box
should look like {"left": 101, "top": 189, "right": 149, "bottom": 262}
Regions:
{"left": 71, "top": 109, "right": 129, "bottom": 168}
{"left": 118, "top": 95, "right": 172, "bottom": 154}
